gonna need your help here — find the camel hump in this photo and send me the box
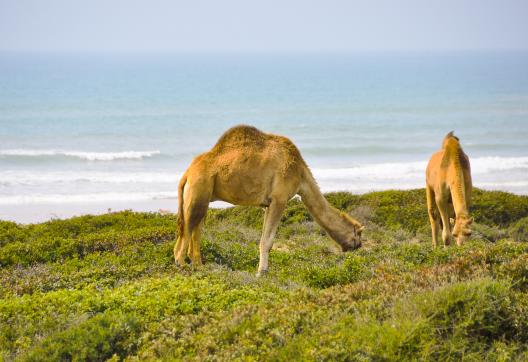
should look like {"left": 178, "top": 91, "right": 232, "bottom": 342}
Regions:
{"left": 222, "top": 124, "right": 263, "bottom": 139}
{"left": 218, "top": 125, "right": 264, "bottom": 143}
{"left": 442, "top": 131, "right": 460, "bottom": 149}
{"left": 444, "top": 131, "right": 459, "bottom": 142}
{"left": 212, "top": 125, "right": 267, "bottom": 152}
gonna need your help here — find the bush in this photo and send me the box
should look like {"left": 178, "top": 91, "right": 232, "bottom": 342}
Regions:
{"left": 303, "top": 255, "right": 367, "bottom": 288}
{"left": 510, "top": 216, "right": 528, "bottom": 242}
{"left": 1, "top": 190, "right": 528, "bottom": 360}
{"left": 472, "top": 189, "right": 528, "bottom": 227}
{"left": 0, "top": 226, "right": 175, "bottom": 267}
{"left": 362, "top": 189, "right": 429, "bottom": 232}
{"left": 22, "top": 311, "right": 141, "bottom": 362}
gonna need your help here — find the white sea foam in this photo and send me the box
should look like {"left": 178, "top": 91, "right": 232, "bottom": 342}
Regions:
{"left": 0, "top": 149, "right": 161, "bottom": 161}
{"left": 0, "top": 191, "right": 179, "bottom": 205}
{"left": 312, "top": 156, "right": 528, "bottom": 181}
{"left": 1, "top": 156, "right": 525, "bottom": 187}
{"left": 1, "top": 156, "right": 527, "bottom": 206}
{"left": 0, "top": 171, "right": 180, "bottom": 185}
{"left": 477, "top": 181, "right": 528, "bottom": 188}
{"left": 312, "top": 161, "right": 426, "bottom": 181}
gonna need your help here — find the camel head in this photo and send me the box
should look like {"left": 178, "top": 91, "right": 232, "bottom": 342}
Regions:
{"left": 452, "top": 214, "right": 473, "bottom": 244}
{"left": 336, "top": 213, "right": 364, "bottom": 252}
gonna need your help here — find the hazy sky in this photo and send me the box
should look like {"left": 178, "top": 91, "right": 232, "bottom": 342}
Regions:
{"left": 1, "top": 0, "right": 527, "bottom": 53}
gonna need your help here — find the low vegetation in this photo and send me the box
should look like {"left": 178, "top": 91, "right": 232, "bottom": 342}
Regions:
{"left": 1, "top": 189, "right": 527, "bottom": 361}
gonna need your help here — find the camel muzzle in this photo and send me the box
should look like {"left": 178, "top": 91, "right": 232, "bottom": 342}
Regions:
{"left": 341, "top": 240, "right": 362, "bottom": 252}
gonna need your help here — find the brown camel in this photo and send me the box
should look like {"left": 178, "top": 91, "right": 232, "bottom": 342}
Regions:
{"left": 175, "top": 125, "right": 364, "bottom": 275}
{"left": 426, "top": 131, "right": 472, "bottom": 247}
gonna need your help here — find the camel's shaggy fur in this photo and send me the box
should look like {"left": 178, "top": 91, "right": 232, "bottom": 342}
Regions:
{"left": 426, "top": 131, "right": 473, "bottom": 247}
{"left": 175, "top": 125, "right": 364, "bottom": 275}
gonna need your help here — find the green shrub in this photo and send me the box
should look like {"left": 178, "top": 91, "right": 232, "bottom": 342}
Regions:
{"left": 0, "top": 226, "right": 175, "bottom": 267}
{"left": 472, "top": 222, "right": 506, "bottom": 242}
{"left": 406, "top": 279, "right": 520, "bottom": 344}
{"left": 22, "top": 311, "right": 141, "bottom": 362}
{"left": 1, "top": 190, "right": 527, "bottom": 361}
{"left": 303, "top": 255, "right": 367, "bottom": 288}
{"left": 362, "top": 189, "right": 429, "bottom": 232}
{"left": 510, "top": 216, "right": 528, "bottom": 242}
{"left": 0, "top": 221, "right": 28, "bottom": 246}
{"left": 472, "top": 189, "right": 528, "bottom": 227}
{"left": 211, "top": 206, "right": 264, "bottom": 229}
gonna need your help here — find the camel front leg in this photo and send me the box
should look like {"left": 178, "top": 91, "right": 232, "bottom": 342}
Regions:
{"left": 257, "top": 200, "right": 286, "bottom": 277}
{"left": 436, "top": 197, "right": 452, "bottom": 247}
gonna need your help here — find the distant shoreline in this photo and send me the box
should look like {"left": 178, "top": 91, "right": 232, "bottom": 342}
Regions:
{"left": 2, "top": 187, "right": 526, "bottom": 224}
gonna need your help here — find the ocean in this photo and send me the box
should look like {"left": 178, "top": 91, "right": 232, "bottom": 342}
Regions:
{"left": 1, "top": 52, "right": 527, "bottom": 223}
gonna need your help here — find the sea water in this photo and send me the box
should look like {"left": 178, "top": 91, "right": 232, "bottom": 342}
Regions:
{"left": 1, "top": 52, "right": 527, "bottom": 222}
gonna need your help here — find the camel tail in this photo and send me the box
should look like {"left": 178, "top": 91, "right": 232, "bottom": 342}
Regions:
{"left": 177, "top": 173, "right": 187, "bottom": 238}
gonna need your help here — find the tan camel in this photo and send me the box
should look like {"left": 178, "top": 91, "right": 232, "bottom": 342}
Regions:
{"left": 175, "top": 125, "right": 364, "bottom": 275}
{"left": 426, "top": 131, "right": 473, "bottom": 247}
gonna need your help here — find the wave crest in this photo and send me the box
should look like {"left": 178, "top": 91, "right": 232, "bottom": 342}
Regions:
{"left": 0, "top": 192, "right": 179, "bottom": 205}
{"left": 0, "top": 149, "right": 161, "bottom": 161}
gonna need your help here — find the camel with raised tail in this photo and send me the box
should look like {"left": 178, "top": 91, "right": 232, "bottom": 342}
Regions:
{"left": 426, "top": 131, "right": 473, "bottom": 247}
{"left": 175, "top": 125, "right": 364, "bottom": 275}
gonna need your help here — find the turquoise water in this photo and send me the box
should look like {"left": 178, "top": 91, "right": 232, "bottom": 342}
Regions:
{"left": 1, "top": 52, "right": 527, "bottom": 221}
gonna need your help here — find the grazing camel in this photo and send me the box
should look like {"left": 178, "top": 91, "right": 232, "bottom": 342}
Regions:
{"left": 175, "top": 125, "right": 364, "bottom": 275}
{"left": 426, "top": 131, "right": 473, "bottom": 247}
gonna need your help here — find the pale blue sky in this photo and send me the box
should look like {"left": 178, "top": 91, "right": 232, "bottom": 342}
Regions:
{"left": 1, "top": 0, "right": 527, "bottom": 53}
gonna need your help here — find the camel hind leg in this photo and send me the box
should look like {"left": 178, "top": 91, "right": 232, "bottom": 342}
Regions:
{"left": 188, "top": 219, "right": 205, "bottom": 266}
{"left": 174, "top": 233, "right": 187, "bottom": 266}
{"left": 174, "top": 177, "right": 212, "bottom": 267}
{"left": 426, "top": 185, "right": 440, "bottom": 248}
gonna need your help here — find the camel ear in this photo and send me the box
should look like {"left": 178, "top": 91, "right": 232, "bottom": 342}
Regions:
{"left": 359, "top": 226, "right": 365, "bottom": 232}
{"left": 449, "top": 218, "right": 455, "bottom": 226}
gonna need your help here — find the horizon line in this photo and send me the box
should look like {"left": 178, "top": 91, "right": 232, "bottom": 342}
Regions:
{"left": 1, "top": 48, "right": 528, "bottom": 56}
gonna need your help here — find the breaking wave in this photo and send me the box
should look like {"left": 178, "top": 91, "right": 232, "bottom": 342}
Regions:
{"left": 0, "top": 149, "right": 161, "bottom": 161}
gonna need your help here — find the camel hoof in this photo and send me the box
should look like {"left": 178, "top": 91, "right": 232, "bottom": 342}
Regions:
{"left": 190, "top": 259, "right": 203, "bottom": 268}
{"left": 175, "top": 258, "right": 187, "bottom": 268}
{"left": 256, "top": 270, "right": 268, "bottom": 278}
